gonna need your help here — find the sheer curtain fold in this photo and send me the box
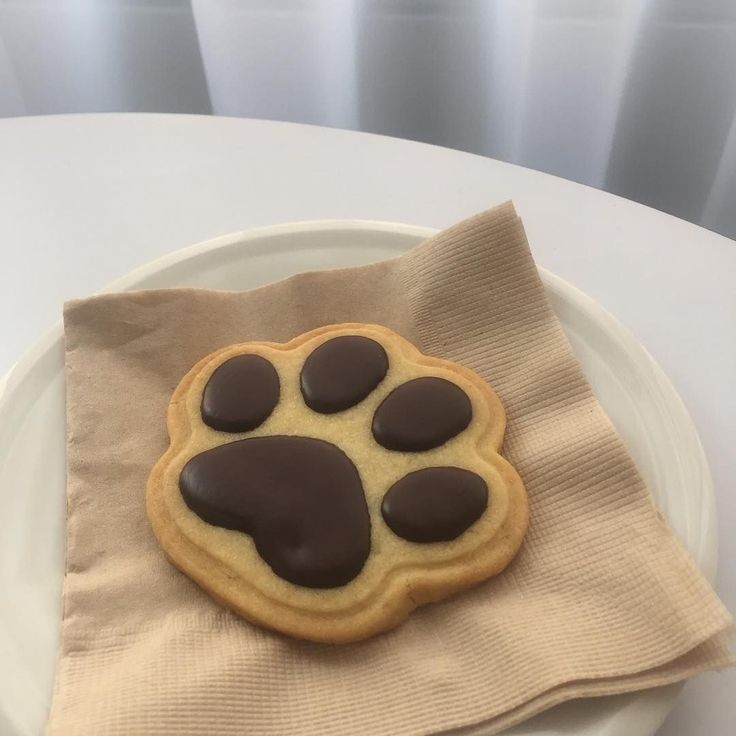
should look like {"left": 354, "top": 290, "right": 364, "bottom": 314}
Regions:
{"left": 0, "top": 0, "right": 734, "bottom": 238}
{"left": 0, "top": 0, "right": 211, "bottom": 116}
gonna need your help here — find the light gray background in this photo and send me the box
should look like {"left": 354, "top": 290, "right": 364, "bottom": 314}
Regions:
{"left": 1, "top": 1, "right": 735, "bottom": 239}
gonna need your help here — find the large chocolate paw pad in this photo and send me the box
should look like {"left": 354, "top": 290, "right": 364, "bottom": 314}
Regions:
{"left": 178, "top": 330, "right": 495, "bottom": 589}
{"left": 181, "top": 436, "right": 369, "bottom": 588}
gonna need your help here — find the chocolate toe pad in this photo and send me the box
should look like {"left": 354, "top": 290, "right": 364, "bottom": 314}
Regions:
{"left": 300, "top": 335, "right": 388, "bottom": 413}
{"left": 382, "top": 467, "right": 488, "bottom": 542}
{"left": 201, "top": 354, "right": 280, "bottom": 433}
{"left": 372, "top": 377, "right": 472, "bottom": 451}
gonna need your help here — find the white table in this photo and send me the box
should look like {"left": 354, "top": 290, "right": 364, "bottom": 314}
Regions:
{"left": 1, "top": 114, "right": 733, "bottom": 735}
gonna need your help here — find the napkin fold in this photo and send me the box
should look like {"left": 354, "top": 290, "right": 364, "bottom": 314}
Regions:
{"left": 49, "top": 202, "right": 733, "bottom": 735}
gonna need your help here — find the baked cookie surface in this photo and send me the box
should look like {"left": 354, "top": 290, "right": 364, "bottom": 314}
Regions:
{"left": 147, "top": 323, "right": 528, "bottom": 642}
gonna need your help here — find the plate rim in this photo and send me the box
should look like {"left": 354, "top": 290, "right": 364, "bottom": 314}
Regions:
{"left": 0, "top": 218, "right": 717, "bottom": 736}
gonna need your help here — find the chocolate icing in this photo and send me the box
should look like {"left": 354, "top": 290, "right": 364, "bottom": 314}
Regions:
{"left": 372, "top": 377, "right": 472, "bottom": 451}
{"left": 180, "top": 436, "right": 371, "bottom": 588}
{"left": 382, "top": 467, "right": 488, "bottom": 542}
{"left": 201, "top": 354, "right": 280, "bottom": 433}
{"left": 300, "top": 335, "right": 389, "bottom": 413}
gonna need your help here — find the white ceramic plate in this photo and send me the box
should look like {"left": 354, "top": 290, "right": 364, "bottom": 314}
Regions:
{"left": 0, "top": 221, "right": 716, "bottom": 736}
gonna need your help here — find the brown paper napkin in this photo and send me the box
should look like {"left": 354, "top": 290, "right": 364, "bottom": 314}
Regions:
{"left": 49, "top": 202, "right": 733, "bottom": 735}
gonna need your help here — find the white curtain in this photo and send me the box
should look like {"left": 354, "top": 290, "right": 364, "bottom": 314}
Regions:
{"left": 1, "top": 0, "right": 734, "bottom": 238}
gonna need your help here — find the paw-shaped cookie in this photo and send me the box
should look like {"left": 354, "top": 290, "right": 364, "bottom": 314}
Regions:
{"left": 147, "top": 324, "right": 528, "bottom": 642}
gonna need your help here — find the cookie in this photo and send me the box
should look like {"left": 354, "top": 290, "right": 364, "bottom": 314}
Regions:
{"left": 146, "top": 324, "right": 528, "bottom": 643}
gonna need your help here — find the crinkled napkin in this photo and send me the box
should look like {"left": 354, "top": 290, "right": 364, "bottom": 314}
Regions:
{"left": 50, "top": 202, "right": 733, "bottom": 735}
